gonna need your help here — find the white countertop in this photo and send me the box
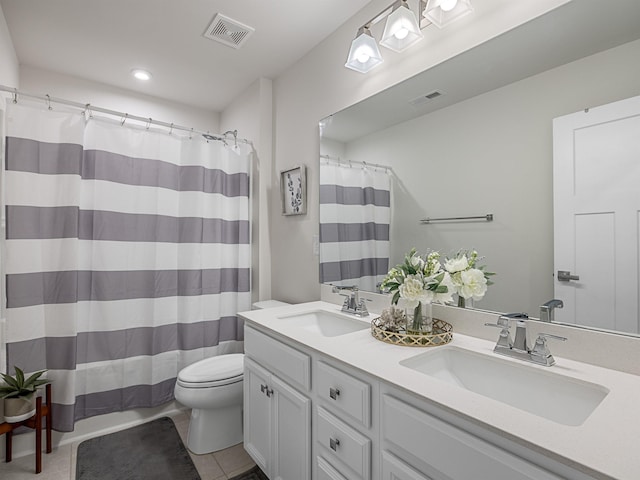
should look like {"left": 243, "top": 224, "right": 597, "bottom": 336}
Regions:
{"left": 240, "top": 301, "right": 640, "bottom": 480}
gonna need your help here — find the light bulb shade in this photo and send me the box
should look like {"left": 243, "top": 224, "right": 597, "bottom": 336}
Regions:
{"left": 380, "top": 4, "right": 423, "bottom": 52}
{"left": 345, "top": 30, "right": 384, "bottom": 73}
{"left": 423, "top": 0, "right": 473, "bottom": 28}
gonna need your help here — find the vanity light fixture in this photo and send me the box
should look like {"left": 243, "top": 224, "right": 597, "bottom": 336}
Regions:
{"left": 131, "top": 69, "right": 152, "bottom": 81}
{"left": 380, "top": 0, "right": 423, "bottom": 52}
{"left": 345, "top": 27, "right": 384, "bottom": 73}
{"left": 423, "top": 0, "right": 474, "bottom": 28}
{"left": 345, "top": 0, "right": 473, "bottom": 73}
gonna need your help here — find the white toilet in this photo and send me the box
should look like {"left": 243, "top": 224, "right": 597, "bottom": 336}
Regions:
{"left": 174, "top": 353, "right": 245, "bottom": 454}
{"left": 174, "top": 300, "right": 290, "bottom": 454}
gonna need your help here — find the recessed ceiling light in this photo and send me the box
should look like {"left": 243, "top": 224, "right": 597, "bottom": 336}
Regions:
{"left": 131, "top": 69, "right": 152, "bottom": 81}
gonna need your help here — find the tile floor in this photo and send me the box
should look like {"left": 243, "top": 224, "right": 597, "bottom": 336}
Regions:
{"left": 0, "top": 411, "right": 256, "bottom": 480}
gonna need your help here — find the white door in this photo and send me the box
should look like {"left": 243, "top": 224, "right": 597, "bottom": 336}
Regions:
{"left": 553, "top": 95, "right": 640, "bottom": 334}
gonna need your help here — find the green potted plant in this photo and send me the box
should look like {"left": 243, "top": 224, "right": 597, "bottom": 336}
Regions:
{"left": 0, "top": 367, "right": 49, "bottom": 423}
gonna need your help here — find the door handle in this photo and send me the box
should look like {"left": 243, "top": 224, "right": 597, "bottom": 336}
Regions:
{"left": 557, "top": 270, "right": 580, "bottom": 282}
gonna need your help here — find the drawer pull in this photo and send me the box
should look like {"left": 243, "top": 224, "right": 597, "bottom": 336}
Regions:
{"left": 329, "top": 387, "right": 341, "bottom": 400}
{"left": 329, "top": 437, "right": 340, "bottom": 451}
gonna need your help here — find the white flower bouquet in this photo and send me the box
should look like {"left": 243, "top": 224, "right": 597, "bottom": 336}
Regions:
{"left": 380, "top": 249, "right": 454, "bottom": 334}
{"left": 381, "top": 248, "right": 454, "bottom": 308}
{"left": 443, "top": 250, "right": 494, "bottom": 307}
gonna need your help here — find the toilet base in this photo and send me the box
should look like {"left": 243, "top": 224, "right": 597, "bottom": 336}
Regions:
{"left": 186, "top": 404, "right": 243, "bottom": 454}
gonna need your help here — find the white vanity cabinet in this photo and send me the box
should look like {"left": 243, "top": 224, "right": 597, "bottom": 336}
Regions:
{"left": 243, "top": 315, "right": 605, "bottom": 480}
{"left": 244, "top": 327, "right": 312, "bottom": 480}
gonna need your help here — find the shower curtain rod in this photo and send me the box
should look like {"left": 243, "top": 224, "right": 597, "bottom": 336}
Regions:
{"left": 0, "top": 84, "right": 252, "bottom": 145}
{"left": 320, "top": 153, "right": 391, "bottom": 173}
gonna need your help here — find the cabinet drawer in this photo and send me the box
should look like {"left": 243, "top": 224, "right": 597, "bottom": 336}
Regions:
{"left": 317, "top": 456, "right": 349, "bottom": 480}
{"left": 317, "top": 407, "right": 371, "bottom": 479}
{"left": 317, "top": 361, "right": 371, "bottom": 427}
{"left": 382, "top": 395, "right": 564, "bottom": 480}
{"left": 244, "top": 326, "right": 310, "bottom": 391}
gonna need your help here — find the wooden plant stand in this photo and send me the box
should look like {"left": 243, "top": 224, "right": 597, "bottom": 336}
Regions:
{"left": 0, "top": 383, "right": 52, "bottom": 474}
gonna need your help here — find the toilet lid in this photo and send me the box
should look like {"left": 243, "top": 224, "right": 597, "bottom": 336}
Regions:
{"left": 178, "top": 353, "right": 244, "bottom": 384}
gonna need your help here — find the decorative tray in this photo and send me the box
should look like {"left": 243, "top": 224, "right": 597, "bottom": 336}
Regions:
{"left": 371, "top": 317, "right": 453, "bottom": 347}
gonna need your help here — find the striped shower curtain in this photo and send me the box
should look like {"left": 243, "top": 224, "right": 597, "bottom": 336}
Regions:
{"left": 3, "top": 102, "right": 251, "bottom": 431}
{"left": 319, "top": 159, "right": 391, "bottom": 291}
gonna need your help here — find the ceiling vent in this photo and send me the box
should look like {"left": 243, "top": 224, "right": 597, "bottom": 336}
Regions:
{"left": 409, "top": 90, "right": 444, "bottom": 107}
{"left": 204, "top": 14, "right": 255, "bottom": 49}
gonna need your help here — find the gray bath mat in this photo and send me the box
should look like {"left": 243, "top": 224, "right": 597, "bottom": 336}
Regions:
{"left": 76, "top": 417, "right": 200, "bottom": 480}
{"left": 229, "top": 465, "right": 268, "bottom": 480}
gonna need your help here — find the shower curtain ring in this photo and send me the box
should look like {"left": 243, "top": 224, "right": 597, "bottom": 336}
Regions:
{"left": 12, "top": 88, "right": 17, "bottom": 104}
{"left": 169, "top": 123, "right": 174, "bottom": 135}
{"left": 146, "top": 118, "right": 152, "bottom": 130}
{"left": 83, "top": 103, "right": 92, "bottom": 118}
{"left": 46, "top": 94, "right": 52, "bottom": 110}
{"left": 189, "top": 128, "right": 194, "bottom": 139}
{"left": 121, "top": 113, "right": 128, "bottom": 126}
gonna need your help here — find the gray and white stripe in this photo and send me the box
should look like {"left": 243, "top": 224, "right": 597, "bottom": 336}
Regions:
{"left": 4, "top": 103, "right": 251, "bottom": 431}
{"left": 319, "top": 161, "right": 391, "bottom": 291}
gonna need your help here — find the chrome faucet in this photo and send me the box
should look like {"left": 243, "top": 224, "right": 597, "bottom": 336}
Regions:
{"left": 539, "top": 298, "right": 563, "bottom": 322}
{"left": 331, "top": 285, "right": 370, "bottom": 317}
{"left": 485, "top": 313, "right": 567, "bottom": 366}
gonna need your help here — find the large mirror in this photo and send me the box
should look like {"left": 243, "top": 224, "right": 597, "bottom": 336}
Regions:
{"left": 319, "top": 1, "right": 640, "bottom": 336}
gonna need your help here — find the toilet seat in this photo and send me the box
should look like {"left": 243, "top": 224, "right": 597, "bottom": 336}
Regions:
{"left": 177, "top": 353, "right": 244, "bottom": 389}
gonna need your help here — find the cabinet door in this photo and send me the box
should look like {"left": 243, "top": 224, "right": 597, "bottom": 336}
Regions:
{"left": 244, "top": 358, "right": 272, "bottom": 476}
{"left": 272, "top": 375, "right": 311, "bottom": 480}
{"left": 382, "top": 451, "right": 439, "bottom": 480}
{"left": 382, "top": 395, "right": 564, "bottom": 480}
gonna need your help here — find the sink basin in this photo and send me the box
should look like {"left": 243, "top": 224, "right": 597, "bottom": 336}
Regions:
{"left": 276, "top": 310, "right": 370, "bottom": 337}
{"left": 400, "top": 347, "right": 609, "bottom": 426}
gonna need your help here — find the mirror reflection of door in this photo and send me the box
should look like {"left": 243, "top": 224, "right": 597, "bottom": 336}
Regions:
{"left": 553, "top": 95, "right": 640, "bottom": 334}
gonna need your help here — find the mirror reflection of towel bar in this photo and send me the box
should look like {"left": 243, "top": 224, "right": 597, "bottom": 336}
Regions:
{"left": 420, "top": 214, "right": 494, "bottom": 224}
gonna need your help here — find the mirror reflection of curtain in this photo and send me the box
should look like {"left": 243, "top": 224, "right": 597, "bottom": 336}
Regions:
{"left": 319, "top": 158, "right": 391, "bottom": 291}
{"left": 4, "top": 102, "right": 251, "bottom": 432}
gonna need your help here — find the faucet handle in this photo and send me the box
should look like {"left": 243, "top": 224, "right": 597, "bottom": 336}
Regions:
{"left": 485, "top": 322, "right": 514, "bottom": 349}
{"left": 537, "top": 333, "right": 568, "bottom": 342}
{"left": 531, "top": 333, "right": 567, "bottom": 365}
{"left": 355, "top": 298, "right": 371, "bottom": 317}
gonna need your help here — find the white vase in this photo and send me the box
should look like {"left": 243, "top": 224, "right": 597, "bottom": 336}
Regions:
{"left": 4, "top": 394, "right": 36, "bottom": 423}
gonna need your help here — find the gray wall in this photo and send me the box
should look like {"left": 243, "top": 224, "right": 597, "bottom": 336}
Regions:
{"left": 0, "top": 6, "right": 18, "bottom": 88}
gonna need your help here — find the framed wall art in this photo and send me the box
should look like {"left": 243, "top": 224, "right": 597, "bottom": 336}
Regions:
{"left": 280, "top": 165, "right": 307, "bottom": 215}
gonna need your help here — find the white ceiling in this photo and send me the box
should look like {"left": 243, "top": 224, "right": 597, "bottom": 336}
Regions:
{"left": 0, "top": 0, "right": 372, "bottom": 112}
